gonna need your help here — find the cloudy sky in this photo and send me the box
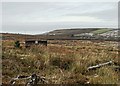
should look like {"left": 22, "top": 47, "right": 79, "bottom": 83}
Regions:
{"left": 2, "top": 1, "right": 118, "bottom": 34}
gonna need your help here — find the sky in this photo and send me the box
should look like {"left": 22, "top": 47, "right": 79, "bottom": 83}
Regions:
{"left": 2, "top": 1, "right": 118, "bottom": 34}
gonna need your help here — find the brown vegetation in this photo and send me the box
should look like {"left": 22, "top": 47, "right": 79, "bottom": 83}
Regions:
{"left": 2, "top": 40, "right": 120, "bottom": 84}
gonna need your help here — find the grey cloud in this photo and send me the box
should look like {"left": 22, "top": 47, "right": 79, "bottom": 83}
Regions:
{"left": 2, "top": 2, "right": 118, "bottom": 34}
{"left": 65, "top": 8, "right": 117, "bottom": 21}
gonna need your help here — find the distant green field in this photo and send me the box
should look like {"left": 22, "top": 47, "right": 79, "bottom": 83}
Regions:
{"left": 92, "top": 29, "right": 111, "bottom": 34}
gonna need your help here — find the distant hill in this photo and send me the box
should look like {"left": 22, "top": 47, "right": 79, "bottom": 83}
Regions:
{"left": 1, "top": 28, "right": 118, "bottom": 41}
{"left": 45, "top": 28, "right": 100, "bottom": 36}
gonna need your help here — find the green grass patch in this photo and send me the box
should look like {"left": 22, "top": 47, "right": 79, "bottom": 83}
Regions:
{"left": 91, "top": 29, "right": 111, "bottom": 35}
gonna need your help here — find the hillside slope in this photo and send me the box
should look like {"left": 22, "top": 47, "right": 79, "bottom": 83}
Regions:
{"left": 45, "top": 28, "right": 100, "bottom": 36}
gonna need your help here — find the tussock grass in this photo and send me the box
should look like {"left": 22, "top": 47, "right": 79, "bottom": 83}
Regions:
{"left": 89, "top": 67, "right": 119, "bottom": 84}
{"left": 2, "top": 40, "right": 119, "bottom": 84}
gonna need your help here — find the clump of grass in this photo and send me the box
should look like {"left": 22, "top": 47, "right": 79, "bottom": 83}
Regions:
{"left": 62, "top": 73, "right": 88, "bottom": 84}
{"left": 49, "top": 53, "right": 75, "bottom": 70}
{"left": 89, "top": 67, "right": 119, "bottom": 84}
{"left": 60, "top": 54, "right": 75, "bottom": 70}
{"left": 49, "top": 54, "right": 61, "bottom": 68}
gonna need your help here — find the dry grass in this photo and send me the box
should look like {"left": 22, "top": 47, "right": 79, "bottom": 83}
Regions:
{"left": 2, "top": 40, "right": 120, "bottom": 84}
